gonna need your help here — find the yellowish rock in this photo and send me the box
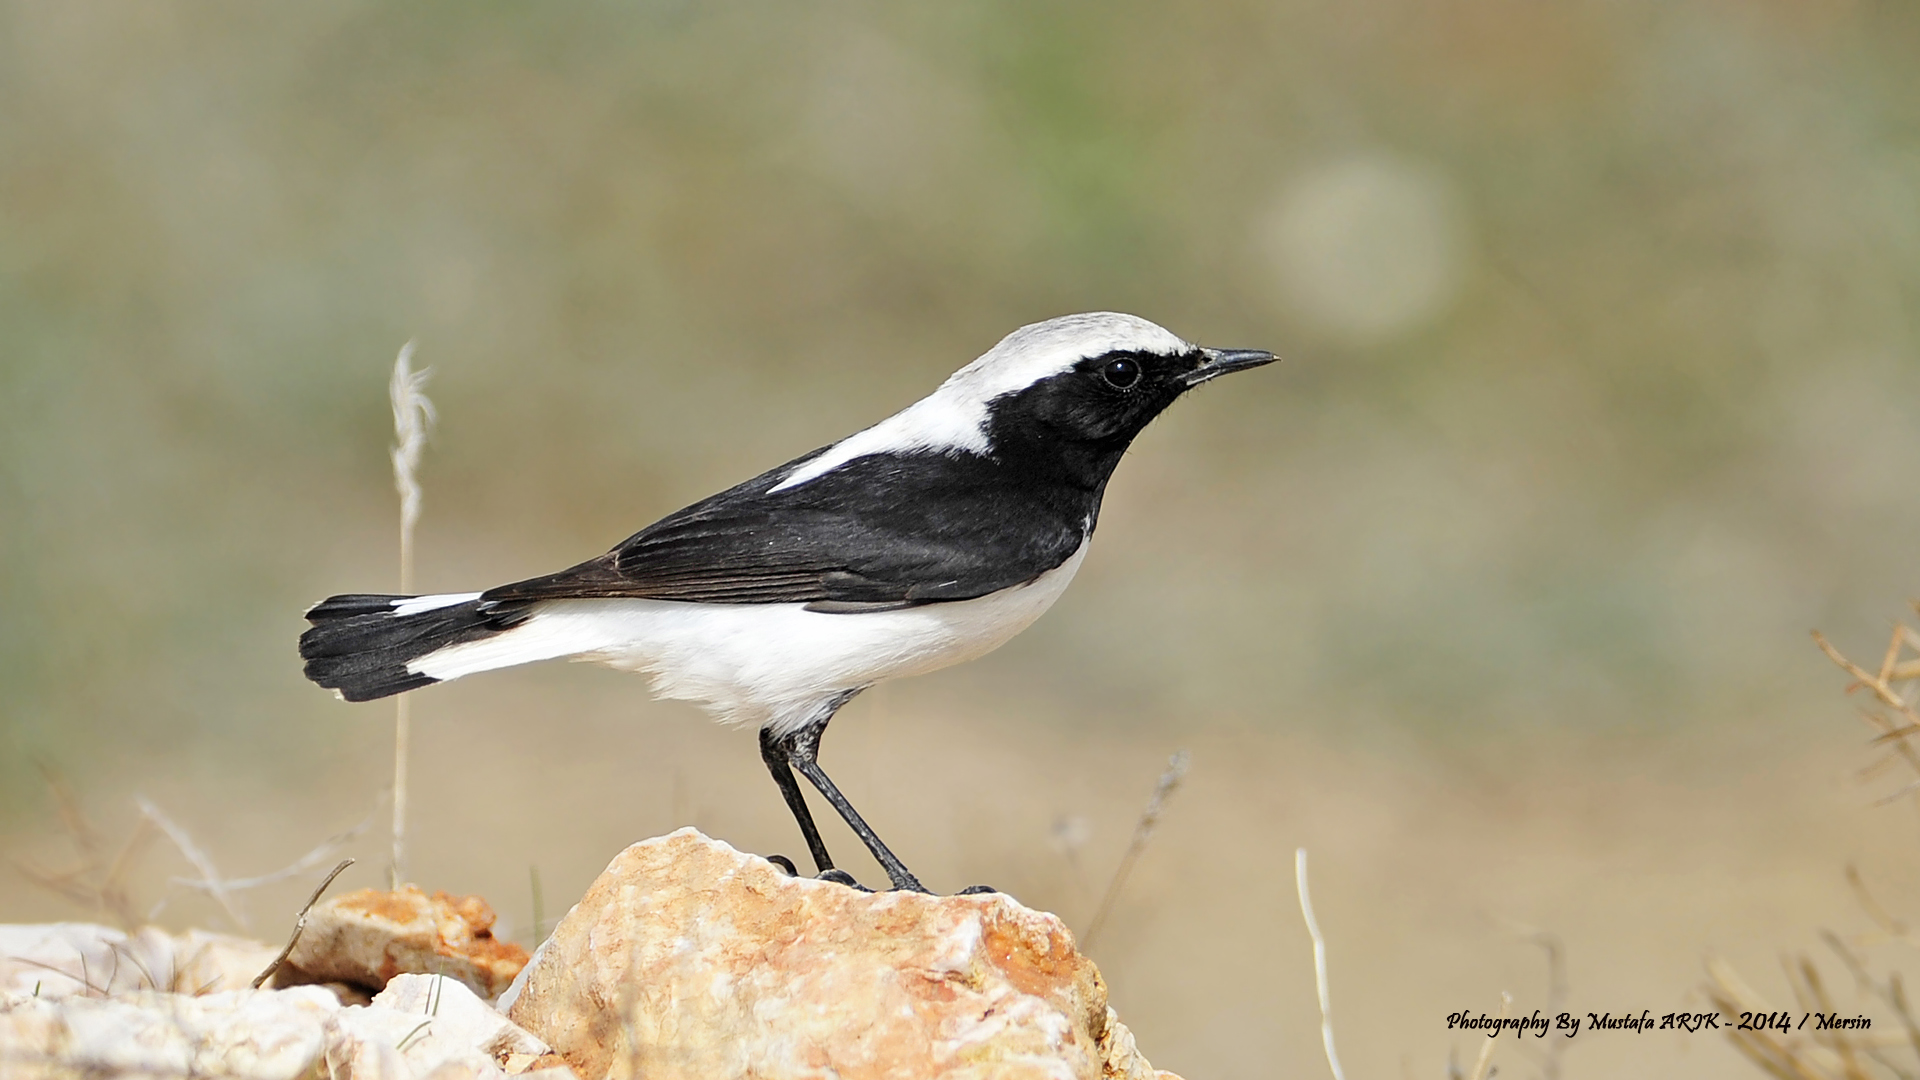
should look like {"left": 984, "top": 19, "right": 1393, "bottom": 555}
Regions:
{"left": 505, "top": 828, "right": 1178, "bottom": 1080}
{"left": 286, "top": 885, "right": 530, "bottom": 998}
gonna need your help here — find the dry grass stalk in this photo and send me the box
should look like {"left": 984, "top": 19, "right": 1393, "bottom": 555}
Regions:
{"left": 388, "top": 340, "right": 435, "bottom": 888}
{"left": 1706, "top": 612, "right": 1920, "bottom": 1080}
{"left": 1081, "top": 749, "right": 1189, "bottom": 952}
{"left": 253, "top": 858, "right": 355, "bottom": 989}
{"left": 390, "top": 340, "right": 433, "bottom": 591}
{"left": 1294, "top": 848, "right": 1347, "bottom": 1080}
{"left": 1703, "top": 955, "right": 1904, "bottom": 1080}
{"left": 1812, "top": 626, "right": 1920, "bottom": 793}
{"left": 1467, "top": 991, "right": 1512, "bottom": 1080}
{"left": 1049, "top": 813, "right": 1095, "bottom": 915}
{"left": 135, "top": 796, "right": 247, "bottom": 932}
{"left": 9, "top": 767, "right": 152, "bottom": 929}
{"left": 1535, "top": 931, "right": 1571, "bottom": 1080}
{"left": 169, "top": 809, "right": 372, "bottom": 895}
{"left": 1497, "top": 922, "right": 1571, "bottom": 1080}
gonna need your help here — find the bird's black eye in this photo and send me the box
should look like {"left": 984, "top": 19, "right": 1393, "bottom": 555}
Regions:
{"left": 1100, "top": 356, "right": 1141, "bottom": 390}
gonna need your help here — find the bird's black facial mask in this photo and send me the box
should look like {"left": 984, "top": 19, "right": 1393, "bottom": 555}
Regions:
{"left": 990, "top": 347, "right": 1270, "bottom": 445}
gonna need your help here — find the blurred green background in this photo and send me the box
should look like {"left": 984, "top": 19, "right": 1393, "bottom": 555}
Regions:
{"left": 4, "top": 3, "right": 1920, "bottom": 1077}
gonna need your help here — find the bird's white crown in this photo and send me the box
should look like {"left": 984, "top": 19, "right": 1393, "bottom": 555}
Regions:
{"left": 769, "top": 313, "right": 1192, "bottom": 493}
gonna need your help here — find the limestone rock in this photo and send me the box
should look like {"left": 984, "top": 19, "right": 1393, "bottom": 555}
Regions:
{"left": 286, "top": 885, "right": 530, "bottom": 999}
{"left": 506, "top": 828, "right": 1179, "bottom": 1080}
{"left": 318, "top": 974, "right": 578, "bottom": 1080}
{"left": 0, "top": 923, "right": 279, "bottom": 999}
{"left": 0, "top": 985, "right": 340, "bottom": 1080}
{"left": 0, "top": 970, "right": 572, "bottom": 1080}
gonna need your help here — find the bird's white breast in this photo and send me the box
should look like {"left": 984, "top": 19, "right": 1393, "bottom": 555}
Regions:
{"left": 410, "top": 539, "right": 1091, "bottom": 734}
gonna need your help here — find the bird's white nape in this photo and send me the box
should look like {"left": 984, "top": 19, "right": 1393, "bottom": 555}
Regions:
{"left": 769, "top": 312, "right": 1191, "bottom": 494}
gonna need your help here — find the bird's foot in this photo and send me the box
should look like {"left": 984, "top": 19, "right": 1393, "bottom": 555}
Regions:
{"left": 882, "top": 869, "right": 932, "bottom": 894}
{"left": 763, "top": 857, "right": 873, "bottom": 891}
{"left": 817, "top": 867, "right": 873, "bottom": 892}
{"left": 762, "top": 855, "right": 984, "bottom": 896}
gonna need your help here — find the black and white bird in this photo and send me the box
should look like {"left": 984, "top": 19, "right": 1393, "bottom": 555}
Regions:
{"left": 300, "top": 312, "right": 1275, "bottom": 893}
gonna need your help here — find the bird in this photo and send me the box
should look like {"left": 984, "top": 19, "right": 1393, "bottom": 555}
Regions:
{"left": 299, "top": 312, "right": 1276, "bottom": 893}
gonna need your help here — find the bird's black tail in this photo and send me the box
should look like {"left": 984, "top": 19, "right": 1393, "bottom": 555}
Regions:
{"left": 299, "top": 593, "right": 532, "bottom": 702}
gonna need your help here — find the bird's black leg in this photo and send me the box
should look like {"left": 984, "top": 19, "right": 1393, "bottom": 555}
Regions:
{"left": 758, "top": 725, "right": 835, "bottom": 875}
{"left": 780, "top": 703, "right": 929, "bottom": 894}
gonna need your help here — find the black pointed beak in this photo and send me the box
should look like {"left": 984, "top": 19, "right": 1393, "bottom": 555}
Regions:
{"left": 1185, "top": 347, "right": 1278, "bottom": 387}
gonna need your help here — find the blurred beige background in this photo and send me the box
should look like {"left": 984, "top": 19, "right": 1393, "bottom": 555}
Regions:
{"left": 4, "top": 2, "right": 1920, "bottom": 1077}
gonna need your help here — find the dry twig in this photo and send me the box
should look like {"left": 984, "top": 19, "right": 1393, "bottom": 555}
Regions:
{"left": 171, "top": 809, "right": 373, "bottom": 894}
{"left": 1702, "top": 615, "right": 1920, "bottom": 1080}
{"left": 1295, "top": 848, "right": 1346, "bottom": 1080}
{"left": 1081, "top": 750, "right": 1189, "bottom": 951}
{"left": 136, "top": 796, "right": 247, "bottom": 932}
{"left": 1466, "top": 991, "right": 1512, "bottom": 1080}
{"left": 10, "top": 768, "right": 152, "bottom": 928}
{"left": 388, "top": 340, "right": 435, "bottom": 890}
{"left": 253, "top": 859, "right": 355, "bottom": 989}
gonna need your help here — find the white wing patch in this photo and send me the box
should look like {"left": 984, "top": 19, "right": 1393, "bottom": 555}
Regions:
{"left": 769, "top": 312, "right": 1190, "bottom": 494}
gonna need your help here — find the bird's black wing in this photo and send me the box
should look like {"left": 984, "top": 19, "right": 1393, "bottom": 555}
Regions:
{"left": 480, "top": 449, "right": 1095, "bottom": 609}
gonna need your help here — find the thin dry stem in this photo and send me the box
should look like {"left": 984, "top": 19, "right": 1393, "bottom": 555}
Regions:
{"left": 1814, "top": 630, "right": 1920, "bottom": 725}
{"left": 1466, "top": 991, "right": 1510, "bottom": 1080}
{"left": 1501, "top": 923, "right": 1571, "bottom": 1080}
{"left": 389, "top": 339, "right": 433, "bottom": 591}
{"left": 1081, "top": 749, "right": 1189, "bottom": 951}
{"left": 387, "top": 340, "right": 434, "bottom": 888}
{"left": 170, "top": 809, "right": 372, "bottom": 894}
{"left": 1295, "top": 848, "right": 1346, "bottom": 1080}
{"left": 11, "top": 771, "right": 152, "bottom": 928}
{"left": 1845, "top": 865, "right": 1911, "bottom": 944}
{"left": 253, "top": 858, "right": 354, "bottom": 989}
{"left": 393, "top": 694, "right": 412, "bottom": 889}
{"left": 136, "top": 796, "right": 246, "bottom": 932}
{"left": 1706, "top": 955, "right": 1832, "bottom": 1080}
{"left": 1813, "top": 628, "right": 1920, "bottom": 798}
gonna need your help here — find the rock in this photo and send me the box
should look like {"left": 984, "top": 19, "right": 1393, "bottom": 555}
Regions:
{"left": 374, "top": 973, "right": 551, "bottom": 1058}
{"left": 286, "top": 885, "right": 531, "bottom": 999}
{"left": 0, "top": 985, "right": 341, "bottom": 1080}
{"left": 506, "top": 828, "right": 1181, "bottom": 1080}
{"left": 0, "top": 969, "right": 572, "bottom": 1080}
{"left": 326, "top": 974, "right": 577, "bottom": 1080}
{"left": 0, "top": 923, "right": 280, "bottom": 999}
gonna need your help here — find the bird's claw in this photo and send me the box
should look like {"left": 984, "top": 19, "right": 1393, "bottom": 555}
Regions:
{"left": 767, "top": 855, "right": 986, "bottom": 897}
{"left": 817, "top": 868, "right": 873, "bottom": 891}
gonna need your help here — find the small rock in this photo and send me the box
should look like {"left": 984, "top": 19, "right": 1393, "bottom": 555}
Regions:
{"left": 0, "top": 986, "right": 340, "bottom": 1080}
{"left": 0, "top": 967, "right": 572, "bottom": 1080}
{"left": 506, "top": 828, "right": 1177, "bottom": 1080}
{"left": 287, "top": 885, "right": 530, "bottom": 999}
{"left": 326, "top": 974, "right": 575, "bottom": 1079}
{"left": 0, "top": 923, "right": 279, "bottom": 999}
{"left": 375, "top": 974, "right": 557, "bottom": 1065}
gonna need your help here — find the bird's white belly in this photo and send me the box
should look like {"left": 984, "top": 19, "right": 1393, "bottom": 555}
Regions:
{"left": 412, "top": 539, "right": 1089, "bottom": 733}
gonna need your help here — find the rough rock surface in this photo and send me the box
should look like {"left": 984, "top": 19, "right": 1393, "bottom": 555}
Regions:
{"left": 286, "top": 886, "right": 530, "bottom": 998}
{"left": 0, "top": 971, "right": 574, "bottom": 1080}
{"left": 505, "top": 828, "right": 1181, "bottom": 1080}
{"left": 0, "top": 923, "right": 280, "bottom": 998}
{"left": 0, "top": 985, "right": 343, "bottom": 1079}
{"left": 326, "top": 974, "right": 575, "bottom": 1079}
